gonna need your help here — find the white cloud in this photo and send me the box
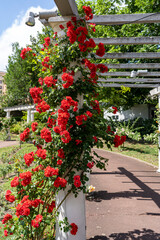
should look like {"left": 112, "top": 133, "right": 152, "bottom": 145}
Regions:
{"left": 0, "top": 6, "right": 57, "bottom": 72}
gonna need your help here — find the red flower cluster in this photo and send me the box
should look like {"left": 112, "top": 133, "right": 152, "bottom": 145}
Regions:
{"left": 82, "top": 6, "right": 93, "bottom": 20}
{"left": 2, "top": 214, "right": 12, "bottom": 224}
{"left": 5, "top": 190, "right": 15, "bottom": 202}
{"left": 62, "top": 73, "right": 74, "bottom": 88}
{"left": 60, "top": 130, "right": 71, "bottom": 143}
{"left": 74, "top": 175, "right": 81, "bottom": 187}
{"left": 44, "top": 166, "right": 59, "bottom": 177}
{"left": 75, "top": 139, "right": 82, "bottom": 145}
{"left": 61, "top": 96, "right": 78, "bottom": 111}
{"left": 57, "top": 159, "right": 63, "bottom": 165}
{"left": 44, "top": 76, "right": 57, "bottom": 87}
{"left": 96, "top": 43, "right": 105, "bottom": 57}
{"left": 93, "top": 136, "right": 98, "bottom": 143}
{"left": 91, "top": 100, "right": 101, "bottom": 114}
{"left": 24, "top": 152, "right": 34, "bottom": 167}
{"left": 112, "top": 106, "right": 118, "bottom": 114}
{"left": 31, "top": 122, "right": 38, "bottom": 132}
{"left": 58, "top": 149, "right": 65, "bottom": 159}
{"left": 20, "top": 47, "right": 32, "bottom": 59}
{"left": 54, "top": 177, "right": 67, "bottom": 188}
{"left": 41, "top": 127, "right": 52, "bottom": 142}
{"left": 11, "top": 176, "right": 19, "bottom": 187}
{"left": 114, "top": 135, "right": 126, "bottom": 147}
{"left": 76, "top": 114, "right": 87, "bottom": 126}
{"left": 43, "top": 37, "right": 50, "bottom": 48}
{"left": 30, "top": 87, "right": 43, "bottom": 104}
{"left": 59, "top": 24, "right": 64, "bottom": 30}
{"left": 87, "top": 161, "right": 94, "bottom": 169}
{"left": 36, "top": 148, "right": 46, "bottom": 159}
{"left": 19, "top": 171, "right": 32, "bottom": 187}
{"left": 70, "top": 223, "right": 78, "bottom": 235}
{"left": 31, "top": 214, "right": 43, "bottom": 228}
{"left": 97, "top": 64, "right": 108, "bottom": 73}
{"left": 47, "top": 116, "right": 56, "bottom": 128}
{"left": 36, "top": 100, "right": 50, "bottom": 113}
{"left": 32, "top": 165, "right": 43, "bottom": 172}
{"left": 47, "top": 200, "right": 56, "bottom": 213}
{"left": 42, "top": 56, "right": 50, "bottom": 68}
{"left": 20, "top": 128, "right": 30, "bottom": 142}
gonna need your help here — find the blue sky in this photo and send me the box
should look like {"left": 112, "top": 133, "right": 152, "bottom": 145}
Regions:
{"left": 0, "top": 0, "right": 56, "bottom": 34}
{"left": 0, "top": 1, "right": 56, "bottom": 71}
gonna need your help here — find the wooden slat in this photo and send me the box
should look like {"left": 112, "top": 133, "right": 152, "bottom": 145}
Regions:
{"left": 93, "top": 37, "right": 160, "bottom": 45}
{"left": 90, "top": 52, "right": 160, "bottom": 59}
{"left": 106, "top": 63, "right": 160, "bottom": 69}
{"left": 88, "top": 13, "right": 160, "bottom": 25}
{"left": 54, "top": 0, "right": 79, "bottom": 16}
{"left": 99, "top": 83, "right": 160, "bottom": 88}
{"left": 98, "top": 78, "right": 160, "bottom": 83}
{"left": 99, "top": 72, "right": 160, "bottom": 77}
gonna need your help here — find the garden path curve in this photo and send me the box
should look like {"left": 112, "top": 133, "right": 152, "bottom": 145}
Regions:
{"left": 86, "top": 149, "right": 160, "bottom": 240}
{"left": 0, "top": 140, "right": 19, "bottom": 148}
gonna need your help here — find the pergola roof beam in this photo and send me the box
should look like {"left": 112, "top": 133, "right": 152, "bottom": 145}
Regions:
{"left": 99, "top": 83, "right": 160, "bottom": 88}
{"left": 99, "top": 72, "right": 160, "bottom": 77}
{"left": 106, "top": 63, "right": 160, "bottom": 69}
{"left": 93, "top": 37, "right": 160, "bottom": 45}
{"left": 90, "top": 52, "right": 160, "bottom": 59}
{"left": 88, "top": 13, "right": 160, "bottom": 25}
{"left": 54, "top": 0, "right": 79, "bottom": 16}
{"left": 98, "top": 78, "right": 160, "bottom": 83}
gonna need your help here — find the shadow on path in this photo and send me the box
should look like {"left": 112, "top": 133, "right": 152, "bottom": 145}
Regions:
{"left": 87, "top": 167, "right": 160, "bottom": 208}
{"left": 88, "top": 228, "right": 160, "bottom": 240}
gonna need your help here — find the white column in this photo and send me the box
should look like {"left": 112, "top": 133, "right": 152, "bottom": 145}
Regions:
{"left": 27, "top": 109, "right": 31, "bottom": 123}
{"left": 31, "top": 111, "right": 34, "bottom": 122}
{"left": 56, "top": 189, "right": 86, "bottom": 240}
{"left": 157, "top": 94, "right": 160, "bottom": 172}
{"left": 6, "top": 111, "right": 10, "bottom": 118}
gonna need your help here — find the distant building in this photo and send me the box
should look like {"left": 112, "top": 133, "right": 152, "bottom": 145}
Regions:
{"left": 104, "top": 104, "right": 156, "bottom": 121}
{"left": 0, "top": 71, "right": 6, "bottom": 95}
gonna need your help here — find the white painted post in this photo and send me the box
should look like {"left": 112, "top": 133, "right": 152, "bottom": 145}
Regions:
{"left": 50, "top": 20, "right": 86, "bottom": 239}
{"left": 56, "top": 188, "right": 86, "bottom": 240}
{"left": 27, "top": 109, "right": 31, "bottom": 123}
{"left": 157, "top": 94, "right": 160, "bottom": 172}
{"left": 31, "top": 111, "right": 34, "bottom": 122}
{"left": 6, "top": 111, "right": 10, "bottom": 118}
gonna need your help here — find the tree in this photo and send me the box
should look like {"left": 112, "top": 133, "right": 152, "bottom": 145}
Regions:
{"left": 4, "top": 27, "right": 54, "bottom": 107}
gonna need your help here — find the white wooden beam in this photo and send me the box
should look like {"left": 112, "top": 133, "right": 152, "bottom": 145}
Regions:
{"left": 98, "top": 78, "right": 160, "bottom": 83}
{"left": 88, "top": 13, "right": 160, "bottom": 25}
{"left": 90, "top": 52, "right": 160, "bottom": 59}
{"left": 150, "top": 87, "right": 160, "bottom": 96}
{"left": 106, "top": 63, "right": 160, "bottom": 69}
{"left": 54, "top": 0, "right": 78, "bottom": 16}
{"left": 99, "top": 72, "right": 160, "bottom": 77}
{"left": 93, "top": 37, "right": 160, "bottom": 45}
{"left": 99, "top": 83, "right": 159, "bottom": 88}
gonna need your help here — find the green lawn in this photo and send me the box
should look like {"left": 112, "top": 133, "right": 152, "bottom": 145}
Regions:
{"left": 104, "top": 140, "right": 158, "bottom": 166}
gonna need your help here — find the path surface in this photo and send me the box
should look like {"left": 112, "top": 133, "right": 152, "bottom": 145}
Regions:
{"left": 0, "top": 140, "right": 19, "bottom": 148}
{"left": 86, "top": 149, "right": 160, "bottom": 240}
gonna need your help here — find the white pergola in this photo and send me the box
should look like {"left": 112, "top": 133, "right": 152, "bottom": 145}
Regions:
{"left": 4, "top": 105, "right": 35, "bottom": 123}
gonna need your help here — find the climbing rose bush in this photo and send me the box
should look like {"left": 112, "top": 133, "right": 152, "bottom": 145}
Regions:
{"left": 2, "top": 5, "right": 125, "bottom": 239}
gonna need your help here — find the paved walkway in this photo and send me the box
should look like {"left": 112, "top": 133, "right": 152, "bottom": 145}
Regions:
{"left": 86, "top": 149, "right": 160, "bottom": 240}
{"left": 0, "top": 140, "right": 19, "bottom": 148}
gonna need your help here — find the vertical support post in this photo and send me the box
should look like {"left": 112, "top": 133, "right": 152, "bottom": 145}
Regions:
{"left": 158, "top": 94, "right": 160, "bottom": 172}
{"left": 31, "top": 111, "right": 34, "bottom": 122}
{"left": 6, "top": 111, "right": 10, "bottom": 118}
{"left": 27, "top": 109, "right": 31, "bottom": 123}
